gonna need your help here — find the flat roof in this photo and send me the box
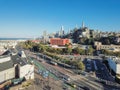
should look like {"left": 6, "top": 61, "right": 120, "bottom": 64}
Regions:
{"left": 0, "top": 60, "right": 13, "bottom": 72}
{"left": 1, "top": 48, "right": 18, "bottom": 56}
{"left": 0, "top": 55, "right": 10, "bottom": 59}
{"left": 109, "top": 57, "right": 120, "bottom": 64}
{"left": 0, "top": 55, "right": 11, "bottom": 63}
{"left": 11, "top": 55, "right": 28, "bottom": 66}
{"left": 0, "top": 54, "right": 28, "bottom": 71}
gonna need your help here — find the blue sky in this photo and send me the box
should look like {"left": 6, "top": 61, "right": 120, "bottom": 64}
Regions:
{"left": 0, "top": 0, "right": 120, "bottom": 38}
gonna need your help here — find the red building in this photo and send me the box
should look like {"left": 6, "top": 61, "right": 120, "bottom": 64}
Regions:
{"left": 31, "top": 40, "right": 41, "bottom": 43}
{"left": 50, "top": 38, "right": 70, "bottom": 46}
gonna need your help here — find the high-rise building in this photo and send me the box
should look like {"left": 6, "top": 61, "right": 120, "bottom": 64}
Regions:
{"left": 43, "top": 30, "right": 48, "bottom": 43}
{"left": 59, "top": 26, "right": 64, "bottom": 37}
{"left": 82, "top": 21, "right": 85, "bottom": 28}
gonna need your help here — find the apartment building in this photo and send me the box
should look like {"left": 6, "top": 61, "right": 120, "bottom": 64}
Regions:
{"left": 50, "top": 38, "right": 70, "bottom": 46}
{"left": 94, "top": 41, "right": 120, "bottom": 52}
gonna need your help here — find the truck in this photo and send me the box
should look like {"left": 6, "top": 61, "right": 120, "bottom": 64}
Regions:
{"left": 11, "top": 78, "right": 24, "bottom": 85}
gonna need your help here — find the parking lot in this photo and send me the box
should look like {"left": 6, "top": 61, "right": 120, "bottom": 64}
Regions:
{"left": 83, "top": 58, "right": 94, "bottom": 72}
{"left": 94, "top": 59, "right": 114, "bottom": 81}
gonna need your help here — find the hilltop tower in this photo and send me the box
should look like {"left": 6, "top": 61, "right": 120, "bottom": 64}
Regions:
{"left": 60, "top": 26, "right": 64, "bottom": 36}
{"left": 82, "top": 21, "right": 85, "bottom": 28}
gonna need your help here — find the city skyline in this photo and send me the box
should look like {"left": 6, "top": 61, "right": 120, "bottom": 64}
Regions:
{"left": 0, "top": 0, "right": 120, "bottom": 38}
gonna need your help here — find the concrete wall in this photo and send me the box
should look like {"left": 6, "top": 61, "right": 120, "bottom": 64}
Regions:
{"left": 108, "top": 58, "right": 120, "bottom": 75}
{"left": 0, "top": 67, "right": 15, "bottom": 83}
{"left": 116, "top": 64, "right": 120, "bottom": 74}
{"left": 19, "top": 64, "right": 34, "bottom": 80}
{"left": 108, "top": 59, "right": 117, "bottom": 73}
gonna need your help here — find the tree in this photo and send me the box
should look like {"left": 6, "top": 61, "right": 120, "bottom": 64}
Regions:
{"left": 100, "top": 37, "right": 110, "bottom": 45}
{"left": 77, "top": 61, "right": 85, "bottom": 70}
{"left": 66, "top": 47, "right": 72, "bottom": 54}
{"left": 46, "top": 47, "right": 55, "bottom": 53}
{"left": 79, "top": 38, "right": 87, "bottom": 44}
{"left": 32, "top": 45, "right": 39, "bottom": 52}
{"left": 38, "top": 44, "right": 46, "bottom": 52}
{"left": 56, "top": 48, "right": 63, "bottom": 54}
{"left": 105, "top": 39, "right": 110, "bottom": 45}
{"left": 22, "top": 40, "right": 34, "bottom": 50}
{"left": 71, "top": 60, "right": 85, "bottom": 70}
{"left": 79, "top": 49, "right": 85, "bottom": 55}
{"left": 72, "top": 61, "right": 78, "bottom": 66}
{"left": 73, "top": 47, "right": 81, "bottom": 54}
{"left": 87, "top": 46, "right": 94, "bottom": 55}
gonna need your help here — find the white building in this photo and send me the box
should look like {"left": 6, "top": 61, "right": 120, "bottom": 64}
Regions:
{"left": 19, "top": 64, "right": 34, "bottom": 80}
{"left": 0, "top": 56, "right": 15, "bottom": 83}
{"left": 0, "top": 67, "right": 15, "bottom": 83}
{"left": 0, "top": 51, "right": 34, "bottom": 84}
{"left": 108, "top": 57, "right": 120, "bottom": 75}
{"left": 11, "top": 54, "right": 34, "bottom": 80}
{"left": 94, "top": 41, "right": 120, "bottom": 52}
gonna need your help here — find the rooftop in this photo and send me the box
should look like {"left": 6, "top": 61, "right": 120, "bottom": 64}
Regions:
{"left": 0, "top": 60, "right": 13, "bottom": 72}
{"left": 0, "top": 54, "right": 28, "bottom": 71}
{"left": 0, "top": 55, "right": 10, "bottom": 59}
{"left": 0, "top": 55, "right": 11, "bottom": 63}
{"left": 1, "top": 48, "right": 18, "bottom": 56}
{"left": 109, "top": 56, "right": 120, "bottom": 64}
{"left": 2, "top": 50, "right": 11, "bottom": 56}
{"left": 11, "top": 55, "right": 28, "bottom": 66}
